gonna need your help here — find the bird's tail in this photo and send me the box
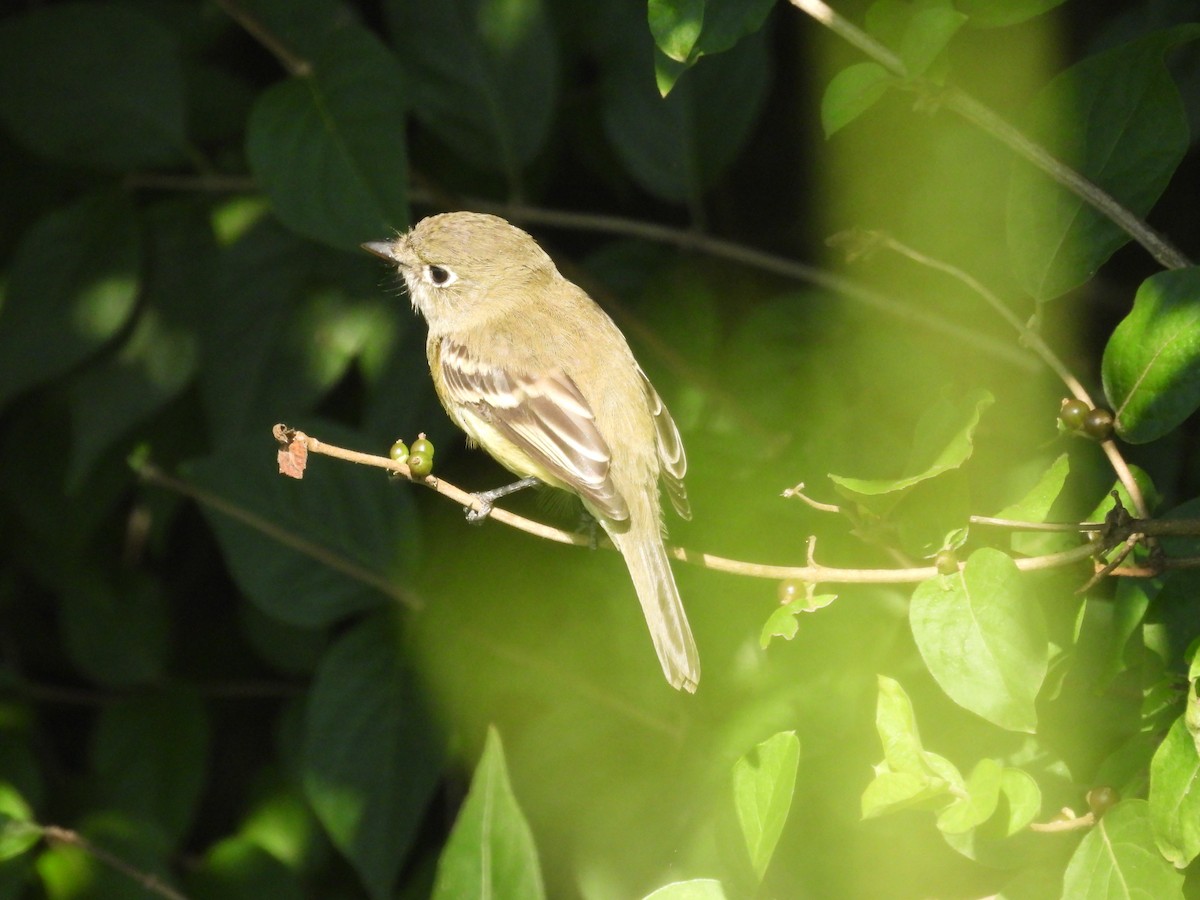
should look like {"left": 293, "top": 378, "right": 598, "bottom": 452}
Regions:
{"left": 612, "top": 529, "right": 700, "bottom": 692}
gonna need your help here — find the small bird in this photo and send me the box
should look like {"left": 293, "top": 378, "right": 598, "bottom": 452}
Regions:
{"left": 364, "top": 212, "right": 700, "bottom": 692}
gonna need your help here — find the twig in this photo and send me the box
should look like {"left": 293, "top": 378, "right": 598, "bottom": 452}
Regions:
{"left": 280, "top": 427, "right": 1108, "bottom": 585}
{"left": 41, "top": 826, "right": 187, "bottom": 900}
{"left": 787, "top": 0, "right": 1191, "bottom": 272}
{"left": 213, "top": 0, "right": 311, "bottom": 77}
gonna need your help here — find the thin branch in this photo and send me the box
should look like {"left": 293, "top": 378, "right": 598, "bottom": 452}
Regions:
{"left": 280, "top": 428, "right": 1108, "bottom": 586}
{"left": 213, "top": 0, "right": 310, "bottom": 77}
{"left": 41, "top": 826, "right": 188, "bottom": 900}
{"left": 787, "top": 0, "right": 1191, "bottom": 271}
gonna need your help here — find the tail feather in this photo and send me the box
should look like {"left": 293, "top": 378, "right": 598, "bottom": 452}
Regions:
{"left": 613, "top": 530, "right": 700, "bottom": 692}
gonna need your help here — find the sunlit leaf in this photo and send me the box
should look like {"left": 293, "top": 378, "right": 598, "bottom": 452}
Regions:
{"left": 431, "top": 726, "right": 544, "bottom": 900}
{"left": 1062, "top": 800, "right": 1183, "bottom": 898}
{"left": 1149, "top": 716, "right": 1200, "bottom": 868}
{"left": 822, "top": 62, "right": 892, "bottom": 137}
{"left": 937, "top": 758, "right": 1001, "bottom": 834}
{"left": 910, "top": 549, "right": 1047, "bottom": 732}
{"left": 643, "top": 880, "right": 728, "bottom": 899}
{"left": 957, "top": 0, "right": 1068, "bottom": 27}
{"left": 1102, "top": 268, "right": 1200, "bottom": 444}
{"left": 0, "top": 784, "right": 38, "bottom": 862}
{"left": 732, "top": 731, "right": 800, "bottom": 882}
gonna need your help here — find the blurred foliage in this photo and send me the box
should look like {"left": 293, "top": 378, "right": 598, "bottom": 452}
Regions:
{"left": 1, "top": 0, "right": 1199, "bottom": 897}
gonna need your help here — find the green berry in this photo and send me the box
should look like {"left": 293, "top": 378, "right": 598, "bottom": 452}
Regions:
{"left": 1059, "top": 398, "right": 1089, "bottom": 430}
{"left": 777, "top": 579, "right": 802, "bottom": 604}
{"left": 1083, "top": 408, "right": 1115, "bottom": 441}
{"left": 934, "top": 550, "right": 958, "bottom": 576}
{"left": 388, "top": 440, "right": 409, "bottom": 463}
{"left": 410, "top": 434, "right": 434, "bottom": 459}
{"left": 407, "top": 453, "right": 432, "bottom": 478}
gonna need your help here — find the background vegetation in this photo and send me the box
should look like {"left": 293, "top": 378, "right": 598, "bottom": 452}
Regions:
{"left": 1, "top": 0, "right": 1199, "bottom": 897}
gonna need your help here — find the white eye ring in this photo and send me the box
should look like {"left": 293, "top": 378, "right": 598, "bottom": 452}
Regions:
{"left": 425, "top": 264, "right": 458, "bottom": 287}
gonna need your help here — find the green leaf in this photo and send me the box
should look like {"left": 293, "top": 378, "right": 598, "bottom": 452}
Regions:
{"left": 65, "top": 202, "right": 211, "bottom": 486}
{"left": 830, "top": 388, "right": 993, "bottom": 514}
{"left": 643, "top": 881, "right": 728, "bottom": 900}
{"left": 186, "top": 424, "right": 419, "bottom": 628}
{"left": 863, "top": 676, "right": 962, "bottom": 818}
{"left": 759, "top": 596, "right": 837, "bottom": 648}
{"left": 0, "top": 784, "right": 39, "bottom": 862}
{"left": 1062, "top": 799, "right": 1183, "bottom": 899}
{"left": 1149, "top": 716, "right": 1200, "bottom": 868}
{"left": 388, "top": 0, "right": 558, "bottom": 181}
{"left": 993, "top": 454, "right": 1072, "bottom": 557}
{"left": 998, "top": 768, "right": 1042, "bottom": 835}
{"left": 602, "top": 13, "right": 768, "bottom": 205}
{"left": 956, "top": 0, "right": 1068, "bottom": 28}
{"left": 0, "top": 191, "right": 140, "bottom": 409}
{"left": 188, "top": 835, "right": 304, "bottom": 900}
{"left": 431, "top": 726, "right": 544, "bottom": 900}
{"left": 1008, "top": 26, "right": 1200, "bottom": 300}
{"left": 35, "top": 812, "right": 176, "bottom": 900}
{"left": 59, "top": 573, "right": 169, "bottom": 688}
{"left": 822, "top": 62, "right": 893, "bottom": 137}
{"left": 732, "top": 731, "right": 800, "bottom": 882}
{"left": 649, "top": 0, "right": 704, "bottom": 63}
{"left": 936, "top": 758, "right": 1001, "bottom": 834}
{"left": 304, "top": 613, "right": 442, "bottom": 899}
{"left": 246, "top": 25, "right": 408, "bottom": 251}
{"left": 1102, "top": 267, "right": 1200, "bottom": 444}
{"left": 91, "top": 691, "right": 209, "bottom": 844}
{"left": 0, "top": 3, "right": 188, "bottom": 170}
{"left": 910, "top": 548, "right": 1047, "bottom": 732}
{"left": 865, "top": 0, "right": 967, "bottom": 77}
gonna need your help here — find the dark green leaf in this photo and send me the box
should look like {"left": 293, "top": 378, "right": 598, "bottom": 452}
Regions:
{"left": 188, "top": 835, "right": 304, "bottom": 900}
{"left": 732, "top": 731, "right": 800, "bottom": 882}
{"left": 0, "top": 192, "right": 140, "bottom": 409}
{"left": 822, "top": 62, "right": 893, "bottom": 137}
{"left": 91, "top": 691, "right": 209, "bottom": 844}
{"left": 388, "top": 0, "right": 558, "bottom": 180}
{"left": 1149, "top": 716, "right": 1200, "bottom": 868}
{"left": 34, "top": 812, "right": 177, "bottom": 900}
{"left": 1102, "top": 267, "right": 1200, "bottom": 443}
{"left": 910, "top": 548, "right": 1047, "bottom": 732}
{"left": 59, "top": 574, "right": 168, "bottom": 688}
{"left": 431, "top": 726, "right": 544, "bottom": 900}
{"left": 66, "top": 202, "right": 212, "bottom": 486}
{"left": 1008, "top": 26, "right": 1200, "bottom": 300}
{"left": 304, "top": 614, "right": 442, "bottom": 899}
{"left": 602, "top": 16, "right": 768, "bottom": 205}
{"left": 0, "top": 3, "right": 188, "bottom": 170}
{"left": 1062, "top": 800, "right": 1183, "bottom": 898}
{"left": 247, "top": 25, "right": 408, "bottom": 251}
{"left": 186, "top": 426, "right": 419, "bottom": 628}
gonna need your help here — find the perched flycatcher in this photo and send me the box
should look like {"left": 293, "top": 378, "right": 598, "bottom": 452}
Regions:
{"left": 364, "top": 212, "right": 700, "bottom": 692}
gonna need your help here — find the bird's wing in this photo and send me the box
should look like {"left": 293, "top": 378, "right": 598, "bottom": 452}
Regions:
{"left": 439, "top": 337, "right": 629, "bottom": 522}
{"left": 638, "top": 367, "right": 691, "bottom": 521}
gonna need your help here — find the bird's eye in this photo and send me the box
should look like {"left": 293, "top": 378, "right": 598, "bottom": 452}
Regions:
{"left": 427, "top": 265, "right": 456, "bottom": 286}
